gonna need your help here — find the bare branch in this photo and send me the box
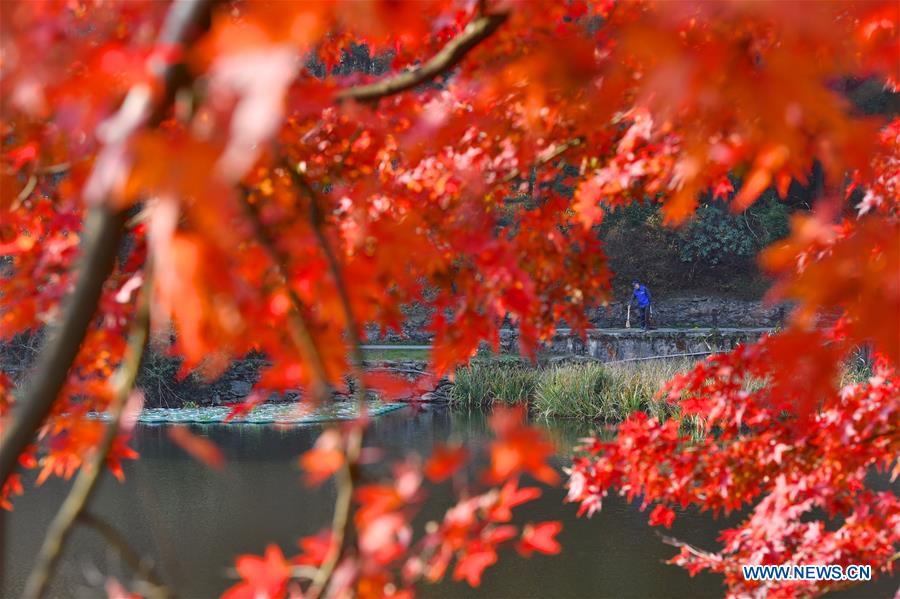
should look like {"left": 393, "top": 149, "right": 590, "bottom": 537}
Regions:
{"left": 38, "top": 162, "right": 74, "bottom": 175}
{"left": 13, "top": 174, "right": 37, "bottom": 209}
{"left": 77, "top": 511, "right": 170, "bottom": 599}
{"left": 2, "top": 3, "right": 216, "bottom": 592}
{"left": 857, "top": 425, "right": 898, "bottom": 446}
{"left": 226, "top": 565, "right": 319, "bottom": 581}
{"left": 503, "top": 137, "right": 585, "bottom": 184}
{"left": 23, "top": 272, "right": 152, "bottom": 599}
{"left": 288, "top": 169, "right": 367, "bottom": 381}
{"left": 283, "top": 162, "right": 367, "bottom": 599}
{"left": 657, "top": 532, "right": 720, "bottom": 563}
{"left": 337, "top": 13, "right": 508, "bottom": 103}
{"left": 0, "top": 0, "right": 217, "bottom": 492}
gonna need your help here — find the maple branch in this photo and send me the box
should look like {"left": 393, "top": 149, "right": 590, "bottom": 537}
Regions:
{"left": 23, "top": 273, "right": 152, "bottom": 599}
{"left": 817, "top": 552, "right": 900, "bottom": 596}
{"left": 226, "top": 565, "right": 319, "bottom": 581}
{"left": 77, "top": 511, "right": 170, "bottom": 598}
{"left": 657, "top": 532, "right": 720, "bottom": 563}
{"left": 857, "top": 425, "right": 898, "bottom": 446}
{"left": 283, "top": 162, "right": 366, "bottom": 599}
{"left": 0, "top": 208, "right": 126, "bottom": 493}
{"left": 6, "top": 159, "right": 71, "bottom": 211}
{"left": 503, "top": 137, "right": 585, "bottom": 185}
{"left": 38, "top": 162, "right": 74, "bottom": 175}
{"left": 1, "top": 2, "right": 215, "bottom": 592}
{"left": 237, "top": 192, "right": 331, "bottom": 402}
{"left": 293, "top": 171, "right": 367, "bottom": 384}
{"left": 14, "top": 173, "right": 37, "bottom": 207}
{"left": 336, "top": 13, "right": 508, "bottom": 103}
{"left": 0, "top": 0, "right": 216, "bottom": 491}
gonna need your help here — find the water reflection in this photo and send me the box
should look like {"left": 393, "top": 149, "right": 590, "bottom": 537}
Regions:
{"left": 4, "top": 406, "right": 894, "bottom": 598}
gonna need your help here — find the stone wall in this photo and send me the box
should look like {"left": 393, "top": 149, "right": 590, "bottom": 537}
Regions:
{"left": 365, "top": 296, "right": 786, "bottom": 343}
{"left": 499, "top": 327, "right": 769, "bottom": 362}
{"left": 586, "top": 297, "right": 789, "bottom": 329}
{"left": 582, "top": 329, "right": 765, "bottom": 362}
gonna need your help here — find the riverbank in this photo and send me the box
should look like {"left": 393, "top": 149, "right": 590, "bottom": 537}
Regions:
{"left": 2, "top": 332, "right": 869, "bottom": 417}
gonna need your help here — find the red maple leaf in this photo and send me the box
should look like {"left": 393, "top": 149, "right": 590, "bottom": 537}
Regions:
{"left": 424, "top": 443, "right": 468, "bottom": 482}
{"left": 222, "top": 544, "right": 291, "bottom": 599}
{"left": 167, "top": 426, "right": 225, "bottom": 470}
{"left": 298, "top": 429, "right": 345, "bottom": 486}
{"left": 487, "top": 407, "right": 559, "bottom": 485}
{"left": 453, "top": 545, "right": 498, "bottom": 587}
{"left": 517, "top": 521, "right": 563, "bottom": 556}
{"left": 294, "top": 530, "right": 332, "bottom": 567}
{"left": 648, "top": 504, "right": 676, "bottom": 529}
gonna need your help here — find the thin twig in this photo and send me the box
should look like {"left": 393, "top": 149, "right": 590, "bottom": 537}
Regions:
{"left": 742, "top": 212, "right": 762, "bottom": 244}
{"left": 336, "top": 13, "right": 508, "bottom": 103}
{"left": 657, "top": 532, "right": 720, "bottom": 563}
{"left": 77, "top": 511, "right": 170, "bottom": 599}
{"left": 9, "top": 161, "right": 78, "bottom": 211}
{"left": 287, "top": 165, "right": 369, "bottom": 599}
{"left": 13, "top": 173, "right": 37, "bottom": 208}
{"left": 225, "top": 565, "right": 319, "bottom": 581}
{"left": 290, "top": 170, "right": 367, "bottom": 381}
{"left": 23, "top": 272, "right": 153, "bottom": 599}
{"left": 857, "top": 425, "right": 898, "bottom": 447}
{"left": 503, "top": 137, "right": 585, "bottom": 184}
{"left": 237, "top": 192, "right": 331, "bottom": 402}
{"left": 38, "top": 162, "right": 74, "bottom": 175}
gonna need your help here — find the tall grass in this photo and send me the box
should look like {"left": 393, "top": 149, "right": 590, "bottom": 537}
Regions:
{"left": 451, "top": 358, "right": 694, "bottom": 422}
{"left": 450, "top": 363, "right": 538, "bottom": 407}
{"left": 839, "top": 350, "right": 875, "bottom": 386}
{"left": 600, "top": 360, "right": 687, "bottom": 421}
{"left": 532, "top": 359, "right": 688, "bottom": 420}
{"left": 533, "top": 363, "right": 611, "bottom": 419}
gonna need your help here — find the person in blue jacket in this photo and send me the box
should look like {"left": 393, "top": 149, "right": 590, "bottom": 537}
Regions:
{"left": 630, "top": 280, "right": 652, "bottom": 330}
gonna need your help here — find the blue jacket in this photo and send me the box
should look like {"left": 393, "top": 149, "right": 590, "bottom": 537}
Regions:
{"left": 632, "top": 284, "right": 652, "bottom": 308}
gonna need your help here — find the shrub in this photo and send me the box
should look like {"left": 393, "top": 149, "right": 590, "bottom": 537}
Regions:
{"left": 675, "top": 202, "right": 755, "bottom": 266}
{"left": 599, "top": 194, "right": 793, "bottom": 298}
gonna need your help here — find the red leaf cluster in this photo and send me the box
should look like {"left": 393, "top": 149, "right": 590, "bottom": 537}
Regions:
{"left": 567, "top": 336, "right": 899, "bottom": 597}
{"left": 226, "top": 407, "right": 561, "bottom": 597}
{"left": 2, "top": 3, "right": 898, "bottom": 597}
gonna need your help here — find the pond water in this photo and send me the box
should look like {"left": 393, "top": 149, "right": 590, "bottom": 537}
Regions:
{"left": 3, "top": 405, "right": 895, "bottom": 598}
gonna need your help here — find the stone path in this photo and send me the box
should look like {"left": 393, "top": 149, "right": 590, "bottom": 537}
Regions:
{"left": 554, "top": 327, "right": 774, "bottom": 335}
{"left": 363, "top": 344, "right": 432, "bottom": 350}
{"left": 363, "top": 327, "right": 775, "bottom": 350}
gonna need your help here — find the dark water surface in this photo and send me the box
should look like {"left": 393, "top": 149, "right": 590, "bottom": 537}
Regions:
{"left": 4, "top": 406, "right": 895, "bottom": 598}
